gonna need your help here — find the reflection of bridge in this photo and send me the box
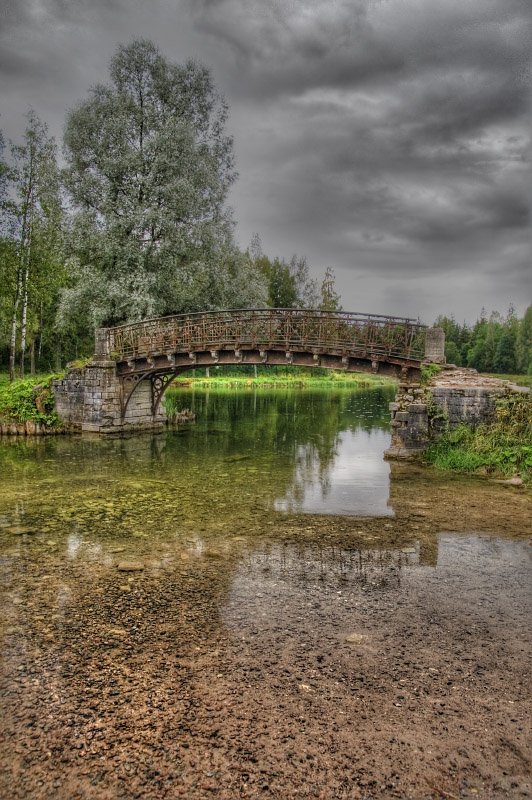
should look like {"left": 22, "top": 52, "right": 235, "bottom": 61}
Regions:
{"left": 54, "top": 309, "right": 444, "bottom": 433}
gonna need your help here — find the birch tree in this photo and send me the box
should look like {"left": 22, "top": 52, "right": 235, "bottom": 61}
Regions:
{"left": 6, "top": 111, "right": 63, "bottom": 378}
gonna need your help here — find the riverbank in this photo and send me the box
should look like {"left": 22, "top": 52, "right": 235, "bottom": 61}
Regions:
{"left": 169, "top": 368, "right": 396, "bottom": 389}
{"left": 424, "top": 390, "right": 531, "bottom": 483}
{"left": 1, "top": 429, "right": 530, "bottom": 800}
{"left": 423, "top": 373, "right": 531, "bottom": 484}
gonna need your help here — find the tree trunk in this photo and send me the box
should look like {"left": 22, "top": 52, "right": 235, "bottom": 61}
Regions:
{"left": 19, "top": 260, "right": 30, "bottom": 378}
{"left": 30, "top": 339, "right": 36, "bottom": 375}
{"left": 8, "top": 267, "right": 22, "bottom": 382}
{"left": 37, "top": 300, "right": 44, "bottom": 361}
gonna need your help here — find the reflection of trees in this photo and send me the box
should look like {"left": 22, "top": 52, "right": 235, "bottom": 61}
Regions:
{"left": 0, "top": 389, "right": 394, "bottom": 535}
{"left": 171, "top": 385, "right": 392, "bottom": 475}
{"left": 173, "top": 387, "right": 392, "bottom": 511}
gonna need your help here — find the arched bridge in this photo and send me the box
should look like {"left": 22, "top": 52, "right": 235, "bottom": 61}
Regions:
{"left": 85, "top": 308, "right": 442, "bottom": 425}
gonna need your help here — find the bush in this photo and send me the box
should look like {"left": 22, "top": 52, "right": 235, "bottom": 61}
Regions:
{"left": 0, "top": 374, "right": 64, "bottom": 426}
{"left": 425, "top": 393, "right": 532, "bottom": 481}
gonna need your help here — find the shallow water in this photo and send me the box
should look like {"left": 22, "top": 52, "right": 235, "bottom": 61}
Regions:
{"left": 0, "top": 387, "right": 530, "bottom": 799}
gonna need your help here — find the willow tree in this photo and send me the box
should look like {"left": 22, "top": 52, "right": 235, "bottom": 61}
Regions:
{"left": 59, "top": 39, "right": 265, "bottom": 333}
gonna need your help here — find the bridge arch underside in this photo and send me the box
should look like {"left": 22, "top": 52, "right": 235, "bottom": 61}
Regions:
{"left": 117, "top": 347, "right": 422, "bottom": 421}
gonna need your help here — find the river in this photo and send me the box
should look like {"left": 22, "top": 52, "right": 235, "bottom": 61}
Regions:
{"left": 0, "top": 387, "right": 530, "bottom": 799}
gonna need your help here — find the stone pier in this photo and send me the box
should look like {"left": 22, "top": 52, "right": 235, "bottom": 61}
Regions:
{"left": 53, "top": 361, "right": 166, "bottom": 434}
{"left": 385, "top": 368, "right": 526, "bottom": 460}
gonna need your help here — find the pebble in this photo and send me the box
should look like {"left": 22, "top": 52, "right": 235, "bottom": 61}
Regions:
{"left": 7, "top": 526, "right": 34, "bottom": 536}
{"left": 117, "top": 562, "right": 145, "bottom": 572}
{"left": 345, "top": 633, "right": 368, "bottom": 645}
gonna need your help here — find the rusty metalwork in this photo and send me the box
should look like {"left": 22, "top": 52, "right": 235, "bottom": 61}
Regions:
{"left": 151, "top": 373, "right": 177, "bottom": 416}
{"left": 99, "top": 308, "right": 426, "bottom": 365}
{"left": 97, "top": 309, "right": 427, "bottom": 421}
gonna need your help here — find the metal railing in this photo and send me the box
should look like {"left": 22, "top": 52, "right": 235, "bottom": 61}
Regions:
{"left": 97, "top": 308, "right": 427, "bottom": 364}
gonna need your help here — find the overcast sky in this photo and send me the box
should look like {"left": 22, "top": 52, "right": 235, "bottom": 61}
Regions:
{"left": 1, "top": 0, "right": 530, "bottom": 323}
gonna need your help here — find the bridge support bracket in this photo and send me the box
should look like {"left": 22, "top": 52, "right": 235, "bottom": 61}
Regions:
{"left": 151, "top": 373, "right": 177, "bottom": 417}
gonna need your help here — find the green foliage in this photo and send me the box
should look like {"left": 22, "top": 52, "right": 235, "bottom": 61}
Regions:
{"left": 59, "top": 39, "right": 266, "bottom": 333}
{"left": 319, "top": 267, "right": 341, "bottom": 311}
{"left": 485, "top": 374, "right": 532, "bottom": 389}
{"left": 435, "top": 306, "right": 528, "bottom": 375}
{"left": 249, "top": 236, "right": 318, "bottom": 309}
{"left": 420, "top": 363, "right": 442, "bottom": 384}
{"left": 426, "top": 393, "right": 532, "bottom": 481}
{"left": 1, "top": 110, "right": 65, "bottom": 378}
{"left": 166, "top": 367, "right": 394, "bottom": 395}
{"left": 516, "top": 305, "right": 532, "bottom": 375}
{"left": 444, "top": 340, "right": 461, "bottom": 366}
{"left": 0, "top": 373, "right": 64, "bottom": 426}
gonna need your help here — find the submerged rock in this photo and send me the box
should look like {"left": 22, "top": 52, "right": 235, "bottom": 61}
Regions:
{"left": 345, "top": 633, "right": 368, "bottom": 645}
{"left": 7, "top": 526, "right": 35, "bottom": 536}
{"left": 117, "top": 561, "right": 145, "bottom": 572}
{"left": 492, "top": 476, "right": 524, "bottom": 487}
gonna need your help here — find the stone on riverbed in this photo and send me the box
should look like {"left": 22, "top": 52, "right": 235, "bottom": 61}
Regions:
{"left": 345, "top": 633, "right": 368, "bottom": 645}
{"left": 7, "top": 526, "right": 35, "bottom": 536}
{"left": 117, "top": 561, "right": 145, "bottom": 572}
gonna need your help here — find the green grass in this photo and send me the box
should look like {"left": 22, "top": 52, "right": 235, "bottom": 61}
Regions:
{"left": 425, "top": 393, "right": 532, "bottom": 482}
{"left": 0, "top": 373, "right": 64, "bottom": 427}
{"left": 482, "top": 373, "right": 532, "bottom": 389}
{"left": 171, "top": 368, "right": 395, "bottom": 389}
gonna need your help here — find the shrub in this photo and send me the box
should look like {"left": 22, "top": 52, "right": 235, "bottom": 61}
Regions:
{"left": 0, "top": 374, "right": 64, "bottom": 427}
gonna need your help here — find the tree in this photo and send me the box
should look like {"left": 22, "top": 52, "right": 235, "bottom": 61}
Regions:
{"left": 59, "top": 39, "right": 265, "bottom": 332}
{"left": 319, "top": 267, "right": 341, "bottom": 311}
{"left": 516, "top": 305, "right": 532, "bottom": 375}
{"left": 4, "top": 111, "right": 63, "bottom": 379}
{"left": 0, "top": 127, "right": 7, "bottom": 219}
{"left": 249, "top": 236, "right": 318, "bottom": 309}
{"left": 494, "top": 329, "right": 517, "bottom": 373}
{"left": 444, "top": 341, "right": 462, "bottom": 366}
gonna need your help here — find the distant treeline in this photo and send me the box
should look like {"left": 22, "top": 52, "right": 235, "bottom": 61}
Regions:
{"left": 435, "top": 307, "right": 531, "bottom": 375}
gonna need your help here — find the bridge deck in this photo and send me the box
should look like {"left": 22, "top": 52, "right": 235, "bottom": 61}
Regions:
{"left": 97, "top": 308, "right": 426, "bottom": 367}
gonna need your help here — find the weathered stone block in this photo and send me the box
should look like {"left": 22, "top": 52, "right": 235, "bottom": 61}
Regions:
{"left": 408, "top": 404, "right": 427, "bottom": 414}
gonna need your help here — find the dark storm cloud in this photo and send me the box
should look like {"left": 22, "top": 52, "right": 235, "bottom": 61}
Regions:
{"left": 0, "top": 0, "right": 530, "bottom": 319}
{"left": 190, "top": 0, "right": 531, "bottom": 317}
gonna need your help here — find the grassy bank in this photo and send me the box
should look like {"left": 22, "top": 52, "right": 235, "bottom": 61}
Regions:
{"left": 483, "top": 373, "right": 532, "bottom": 389}
{"left": 169, "top": 367, "right": 396, "bottom": 390}
{"left": 425, "top": 392, "right": 532, "bottom": 482}
{"left": 0, "top": 373, "right": 63, "bottom": 427}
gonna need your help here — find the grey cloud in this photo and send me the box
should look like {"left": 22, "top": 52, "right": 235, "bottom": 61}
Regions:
{"left": 189, "top": 0, "right": 531, "bottom": 100}
{"left": 0, "top": 0, "right": 530, "bottom": 320}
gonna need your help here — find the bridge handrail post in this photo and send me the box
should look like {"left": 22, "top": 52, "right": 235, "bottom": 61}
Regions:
{"left": 424, "top": 327, "right": 445, "bottom": 363}
{"left": 94, "top": 328, "right": 111, "bottom": 361}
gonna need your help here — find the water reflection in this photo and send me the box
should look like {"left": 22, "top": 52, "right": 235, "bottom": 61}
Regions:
{"left": 275, "top": 428, "right": 392, "bottom": 516}
{"left": 0, "top": 388, "right": 396, "bottom": 533}
{"left": 1, "top": 389, "right": 531, "bottom": 799}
